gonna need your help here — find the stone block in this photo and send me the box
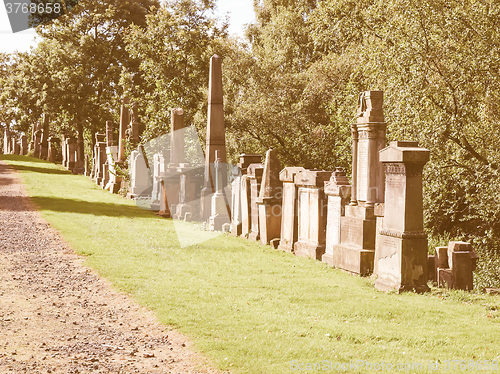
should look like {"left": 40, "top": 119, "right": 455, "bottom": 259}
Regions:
{"left": 452, "top": 251, "right": 473, "bottom": 291}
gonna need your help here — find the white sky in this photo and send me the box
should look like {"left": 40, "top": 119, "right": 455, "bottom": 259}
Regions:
{"left": 0, "top": 0, "right": 255, "bottom": 54}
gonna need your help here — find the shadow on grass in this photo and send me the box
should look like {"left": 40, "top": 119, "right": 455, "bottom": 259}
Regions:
{"left": 30, "top": 196, "right": 156, "bottom": 218}
{"left": 0, "top": 155, "right": 49, "bottom": 163}
{"left": 0, "top": 195, "right": 155, "bottom": 218}
{"left": 8, "top": 164, "right": 71, "bottom": 175}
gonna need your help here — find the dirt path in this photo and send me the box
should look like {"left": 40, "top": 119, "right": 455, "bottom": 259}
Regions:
{"left": 0, "top": 160, "right": 224, "bottom": 374}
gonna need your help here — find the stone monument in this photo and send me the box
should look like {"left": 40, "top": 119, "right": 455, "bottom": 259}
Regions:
{"left": 39, "top": 114, "right": 49, "bottom": 160}
{"left": 201, "top": 55, "right": 227, "bottom": 220}
{"left": 435, "top": 241, "right": 478, "bottom": 291}
{"left": 373, "top": 141, "right": 430, "bottom": 292}
{"left": 322, "top": 168, "right": 351, "bottom": 266}
{"left": 277, "top": 167, "right": 306, "bottom": 252}
{"left": 209, "top": 151, "right": 231, "bottom": 231}
{"left": 118, "top": 97, "right": 130, "bottom": 163}
{"left": 247, "top": 163, "right": 264, "bottom": 241}
{"left": 333, "top": 91, "right": 386, "bottom": 275}
{"left": 294, "top": 169, "right": 332, "bottom": 260}
{"left": 256, "top": 149, "right": 283, "bottom": 246}
{"left": 20, "top": 135, "right": 28, "bottom": 156}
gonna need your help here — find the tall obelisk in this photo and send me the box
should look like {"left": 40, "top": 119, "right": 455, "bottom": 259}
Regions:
{"left": 201, "top": 55, "right": 227, "bottom": 220}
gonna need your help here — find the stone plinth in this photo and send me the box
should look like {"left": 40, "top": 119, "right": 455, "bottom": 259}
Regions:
{"left": 322, "top": 168, "right": 351, "bottom": 267}
{"left": 294, "top": 170, "right": 332, "bottom": 260}
{"left": 436, "top": 241, "right": 478, "bottom": 291}
{"left": 247, "top": 163, "right": 264, "bottom": 241}
{"left": 373, "top": 141, "right": 430, "bottom": 292}
{"left": 173, "top": 167, "right": 203, "bottom": 220}
{"left": 256, "top": 149, "right": 282, "bottom": 245}
{"left": 231, "top": 154, "right": 262, "bottom": 236}
{"left": 277, "top": 167, "right": 305, "bottom": 252}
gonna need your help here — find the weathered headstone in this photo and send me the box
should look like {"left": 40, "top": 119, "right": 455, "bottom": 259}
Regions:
{"left": 277, "top": 167, "right": 306, "bottom": 252}
{"left": 128, "top": 148, "right": 152, "bottom": 199}
{"left": 231, "top": 154, "right": 262, "bottom": 236}
{"left": 256, "top": 149, "right": 283, "bottom": 245}
{"left": 13, "top": 138, "right": 20, "bottom": 155}
{"left": 201, "top": 55, "right": 227, "bottom": 220}
{"left": 322, "top": 168, "right": 351, "bottom": 266}
{"left": 373, "top": 141, "right": 430, "bottom": 292}
{"left": 94, "top": 134, "right": 106, "bottom": 185}
{"left": 74, "top": 127, "right": 85, "bottom": 175}
{"left": 333, "top": 91, "right": 387, "bottom": 275}
{"left": 34, "top": 129, "right": 42, "bottom": 159}
{"left": 294, "top": 170, "right": 332, "bottom": 260}
{"left": 151, "top": 153, "right": 167, "bottom": 211}
{"left": 247, "top": 163, "right": 264, "bottom": 241}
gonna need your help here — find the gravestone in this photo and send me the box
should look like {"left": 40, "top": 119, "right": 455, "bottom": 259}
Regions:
{"left": 333, "top": 91, "right": 387, "bottom": 275}
{"left": 322, "top": 168, "right": 351, "bottom": 266}
{"left": 209, "top": 151, "right": 231, "bottom": 231}
{"left": 256, "top": 149, "right": 283, "bottom": 245}
{"left": 74, "top": 128, "right": 85, "bottom": 175}
{"left": 118, "top": 97, "right": 130, "bottom": 163}
{"left": 3, "top": 128, "right": 10, "bottom": 154}
{"left": 201, "top": 55, "right": 227, "bottom": 220}
{"left": 151, "top": 153, "right": 167, "bottom": 211}
{"left": 231, "top": 154, "right": 262, "bottom": 236}
{"left": 277, "top": 167, "right": 306, "bottom": 252}
{"left": 13, "top": 138, "right": 20, "bottom": 155}
{"left": 34, "top": 129, "right": 42, "bottom": 159}
{"left": 128, "top": 148, "right": 152, "bottom": 199}
{"left": 94, "top": 134, "right": 106, "bottom": 185}
{"left": 373, "top": 141, "right": 430, "bottom": 292}
{"left": 67, "top": 137, "right": 77, "bottom": 172}
{"left": 20, "top": 135, "right": 28, "bottom": 156}
{"left": 47, "top": 137, "right": 60, "bottom": 163}
{"left": 105, "top": 145, "right": 121, "bottom": 193}
{"left": 39, "top": 114, "right": 49, "bottom": 160}
{"left": 62, "top": 136, "right": 68, "bottom": 167}
{"left": 247, "top": 163, "right": 264, "bottom": 241}
{"left": 294, "top": 170, "right": 332, "bottom": 260}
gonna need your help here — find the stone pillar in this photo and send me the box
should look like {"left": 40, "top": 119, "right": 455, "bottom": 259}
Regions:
{"left": 240, "top": 175, "right": 252, "bottom": 238}
{"left": 201, "top": 55, "right": 226, "bottom": 220}
{"left": 294, "top": 170, "right": 332, "bottom": 260}
{"left": 130, "top": 103, "right": 141, "bottom": 146}
{"left": 256, "top": 149, "right": 282, "bottom": 246}
{"left": 74, "top": 126, "right": 85, "bottom": 175}
{"left": 106, "top": 121, "right": 114, "bottom": 147}
{"left": 333, "top": 91, "right": 387, "bottom": 275}
{"left": 84, "top": 154, "right": 90, "bottom": 176}
{"left": 39, "top": 114, "right": 49, "bottom": 160}
{"left": 170, "top": 108, "right": 186, "bottom": 166}
{"left": 231, "top": 154, "right": 262, "bottom": 236}
{"left": 67, "top": 137, "right": 77, "bottom": 172}
{"left": 322, "top": 168, "right": 351, "bottom": 266}
{"left": 13, "top": 138, "right": 20, "bottom": 155}
{"left": 247, "top": 163, "right": 264, "bottom": 241}
{"left": 373, "top": 141, "right": 430, "bottom": 292}
{"left": 94, "top": 134, "right": 106, "bottom": 185}
{"left": 277, "top": 167, "right": 306, "bottom": 252}
{"left": 61, "top": 136, "right": 67, "bottom": 167}
{"left": 118, "top": 97, "right": 130, "bottom": 163}
{"left": 20, "top": 135, "right": 28, "bottom": 156}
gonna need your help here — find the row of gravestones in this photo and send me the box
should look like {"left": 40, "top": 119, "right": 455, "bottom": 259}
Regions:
{"left": 223, "top": 91, "right": 478, "bottom": 293}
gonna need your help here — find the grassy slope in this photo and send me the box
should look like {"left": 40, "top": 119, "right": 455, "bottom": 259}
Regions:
{"left": 3, "top": 155, "right": 500, "bottom": 374}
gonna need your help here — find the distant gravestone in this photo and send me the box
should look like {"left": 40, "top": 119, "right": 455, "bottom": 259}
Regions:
{"left": 247, "top": 163, "right": 264, "bottom": 241}
{"left": 67, "top": 137, "right": 77, "bottom": 172}
{"left": 20, "top": 135, "right": 28, "bottom": 156}
{"left": 436, "top": 241, "right": 478, "bottom": 291}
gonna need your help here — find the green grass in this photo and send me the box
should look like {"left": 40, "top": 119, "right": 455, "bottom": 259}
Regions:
{"left": 3, "top": 155, "right": 500, "bottom": 374}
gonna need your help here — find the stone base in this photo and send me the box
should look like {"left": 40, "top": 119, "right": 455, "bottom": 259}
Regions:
{"left": 294, "top": 241, "right": 325, "bottom": 260}
{"left": 277, "top": 239, "right": 294, "bottom": 253}
{"left": 333, "top": 244, "right": 374, "bottom": 276}
{"left": 321, "top": 253, "right": 334, "bottom": 267}
{"left": 209, "top": 214, "right": 230, "bottom": 231}
{"left": 106, "top": 182, "right": 121, "bottom": 194}
{"left": 248, "top": 231, "right": 260, "bottom": 242}
{"left": 230, "top": 223, "right": 242, "bottom": 237}
{"left": 374, "top": 278, "right": 429, "bottom": 293}
{"left": 150, "top": 201, "right": 160, "bottom": 212}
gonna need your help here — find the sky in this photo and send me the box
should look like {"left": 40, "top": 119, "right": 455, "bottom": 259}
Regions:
{"left": 0, "top": 0, "right": 256, "bottom": 54}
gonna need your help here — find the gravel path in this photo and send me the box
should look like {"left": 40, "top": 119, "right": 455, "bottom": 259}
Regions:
{"left": 0, "top": 160, "right": 223, "bottom": 374}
